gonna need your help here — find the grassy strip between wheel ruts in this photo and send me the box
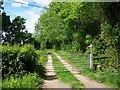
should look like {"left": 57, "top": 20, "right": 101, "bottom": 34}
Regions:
{"left": 52, "top": 54, "right": 84, "bottom": 88}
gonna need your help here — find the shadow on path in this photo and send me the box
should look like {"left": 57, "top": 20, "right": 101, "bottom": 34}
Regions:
{"left": 42, "top": 54, "right": 71, "bottom": 88}
{"left": 45, "top": 75, "right": 57, "bottom": 81}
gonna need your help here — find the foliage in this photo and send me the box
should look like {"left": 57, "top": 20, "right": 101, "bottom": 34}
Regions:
{"left": 95, "top": 3, "right": 120, "bottom": 71}
{"left": 17, "top": 45, "right": 37, "bottom": 73}
{"left": 2, "top": 13, "right": 35, "bottom": 45}
{"left": 2, "top": 73, "right": 43, "bottom": 88}
{"left": 1, "top": 45, "right": 45, "bottom": 79}
{"left": 2, "top": 1, "right": 119, "bottom": 88}
{"left": 35, "top": 2, "right": 119, "bottom": 73}
{"left": 1, "top": 45, "right": 21, "bottom": 79}
{"left": 35, "top": 50, "right": 48, "bottom": 66}
{"left": 35, "top": 2, "right": 102, "bottom": 53}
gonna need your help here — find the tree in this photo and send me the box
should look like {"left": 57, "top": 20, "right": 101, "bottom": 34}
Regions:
{"left": 2, "top": 12, "right": 11, "bottom": 44}
{"left": 0, "top": 0, "right": 4, "bottom": 10}
{"left": 98, "top": 3, "right": 120, "bottom": 70}
{"left": 35, "top": 2, "right": 120, "bottom": 87}
{"left": 35, "top": 2, "right": 102, "bottom": 52}
{"left": 2, "top": 13, "right": 34, "bottom": 45}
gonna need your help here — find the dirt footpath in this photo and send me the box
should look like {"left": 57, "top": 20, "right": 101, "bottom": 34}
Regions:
{"left": 42, "top": 54, "right": 71, "bottom": 89}
{"left": 54, "top": 53, "right": 111, "bottom": 88}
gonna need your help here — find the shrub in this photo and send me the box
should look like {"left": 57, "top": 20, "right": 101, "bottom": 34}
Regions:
{"left": 1, "top": 45, "right": 21, "bottom": 79}
{"left": 1, "top": 45, "right": 45, "bottom": 79}
{"left": 17, "top": 45, "right": 37, "bottom": 73}
{"left": 35, "top": 50, "right": 46, "bottom": 77}
{"left": 35, "top": 50, "right": 47, "bottom": 65}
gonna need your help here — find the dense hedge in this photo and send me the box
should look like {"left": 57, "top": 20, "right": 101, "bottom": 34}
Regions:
{"left": 1, "top": 45, "right": 45, "bottom": 79}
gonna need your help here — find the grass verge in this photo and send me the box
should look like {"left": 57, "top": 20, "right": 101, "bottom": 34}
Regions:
{"left": 2, "top": 73, "right": 43, "bottom": 88}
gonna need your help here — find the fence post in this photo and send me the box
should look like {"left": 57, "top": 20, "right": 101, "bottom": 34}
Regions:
{"left": 88, "top": 44, "right": 93, "bottom": 69}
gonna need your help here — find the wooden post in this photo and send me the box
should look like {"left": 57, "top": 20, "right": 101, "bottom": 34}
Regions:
{"left": 88, "top": 44, "right": 93, "bottom": 69}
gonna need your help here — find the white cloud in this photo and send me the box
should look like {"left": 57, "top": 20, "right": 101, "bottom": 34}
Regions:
{"left": 11, "top": 0, "right": 28, "bottom": 7}
{"left": 10, "top": 0, "right": 52, "bottom": 34}
{"left": 12, "top": 3, "right": 21, "bottom": 7}
{"left": 25, "top": 11, "right": 40, "bottom": 33}
{"left": 11, "top": 0, "right": 51, "bottom": 7}
{"left": 33, "top": 0, "right": 51, "bottom": 5}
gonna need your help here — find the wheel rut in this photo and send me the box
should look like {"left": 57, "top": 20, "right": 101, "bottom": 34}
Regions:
{"left": 42, "top": 54, "right": 71, "bottom": 89}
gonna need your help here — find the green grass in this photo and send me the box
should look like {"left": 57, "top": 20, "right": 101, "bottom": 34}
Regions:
{"left": 56, "top": 50, "right": 119, "bottom": 88}
{"left": 52, "top": 54, "right": 84, "bottom": 88}
{"left": 2, "top": 73, "right": 43, "bottom": 88}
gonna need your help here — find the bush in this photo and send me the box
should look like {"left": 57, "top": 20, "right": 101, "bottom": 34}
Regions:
{"left": 2, "top": 73, "right": 43, "bottom": 88}
{"left": 35, "top": 50, "right": 47, "bottom": 65}
{"left": 35, "top": 50, "right": 46, "bottom": 77}
{"left": 1, "top": 45, "right": 21, "bottom": 79}
{"left": 17, "top": 45, "right": 37, "bottom": 73}
{"left": 1, "top": 45, "right": 45, "bottom": 79}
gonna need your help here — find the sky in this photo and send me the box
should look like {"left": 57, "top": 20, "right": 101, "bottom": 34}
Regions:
{"left": 3, "top": 0, "right": 52, "bottom": 34}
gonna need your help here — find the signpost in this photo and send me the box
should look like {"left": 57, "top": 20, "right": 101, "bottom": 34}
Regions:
{"left": 88, "top": 44, "right": 93, "bottom": 69}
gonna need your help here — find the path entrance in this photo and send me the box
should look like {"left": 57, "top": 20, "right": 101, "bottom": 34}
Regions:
{"left": 42, "top": 54, "right": 71, "bottom": 88}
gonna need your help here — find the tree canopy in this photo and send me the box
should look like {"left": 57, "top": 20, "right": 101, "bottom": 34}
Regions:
{"left": 2, "top": 12, "right": 34, "bottom": 45}
{"left": 35, "top": 2, "right": 120, "bottom": 71}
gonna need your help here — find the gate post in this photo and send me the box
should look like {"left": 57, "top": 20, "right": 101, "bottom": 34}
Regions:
{"left": 88, "top": 44, "right": 93, "bottom": 69}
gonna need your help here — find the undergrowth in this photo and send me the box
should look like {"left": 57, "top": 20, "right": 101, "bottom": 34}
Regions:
{"left": 2, "top": 73, "right": 43, "bottom": 88}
